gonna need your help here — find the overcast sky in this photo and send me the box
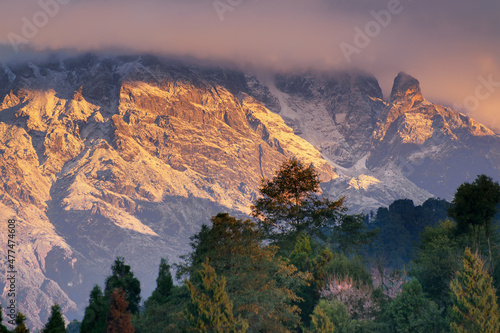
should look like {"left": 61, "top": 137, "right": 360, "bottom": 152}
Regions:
{"left": 0, "top": 0, "right": 499, "bottom": 132}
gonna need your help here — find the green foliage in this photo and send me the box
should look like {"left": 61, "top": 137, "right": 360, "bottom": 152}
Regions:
{"left": 185, "top": 261, "right": 248, "bottom": 333}
{"left": 289, "top": 234, "right": 334, "bottom": 326}
{"left": 331, "top": 215, "right": 379, "bottom": 256}
{"left": 80, "top": 285, "right": 108, "bottom": 333}
{"left": 323, "top": 252, "right": 373, "bottom": 287}
{"left": 410, "top": 219, "right": 466, "bottom": 309}
{"left": 134, "top": 261, "right": 189, "bottom": 333}
{"left": 314, "top": 300, "right": 353, "bottom": 333}
{"left": 14, "top": 312, "right": 29, "bottom": 333}
{"left": 251, "top": 158, "right": 346, "bottom": 243}
{"left": 66, "top": 320, "right": 81, "bottom": 333}
{"left": 178, "top": 213, "right": 310, "bottom": 332}
{"left": 147, "top": 258, "right": 174, "bottom": 306}
{"left": 0, "top": 305, "right": 9, "bottom": 333}
{"left": 369, "top": 198, "right": 449, "bottom": 267}
{"left": 308, "top": 303, "right": 335, "bottom": 333}
{"left": 106, "top": 289, "right": 135, "bottom": 333}
{"left": 104, "top": 257, "right": 141, "bottom": 314}
{"left": 449, "top": 247, "right": 500, "bottom": 333}
{"left": 448, "top": 174, "right": 500, "bottom": 258}
{"left": 386, "top": 279, "right": 445, "bottom": 333}
{"left": 41, "top": 304, "right": 66, "bottom": 333}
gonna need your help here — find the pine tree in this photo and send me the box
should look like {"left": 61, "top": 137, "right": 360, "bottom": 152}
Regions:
{"left": 308, "top": 305, "right": 335, "bottom": 333}
{"left": 42, "top": 304, "right": 66, "bottom": 333}
{"left": 449, "top": 247, "right": 500, "bottom": 332}
{"left": 14, "top": 312, "right": 29, "bottom": 333}
{"left": 0, "top": 305, "right": 9, "bottom": 333}
{"left": 185, "top": 260, "right": 248, "bottom": 333}
{"left": 106, "top": 289, "right": 135, "bottom": 333}
{"left": 80, "top": 285, "right": 108, "bottom": 333}
{"left": 104, "top": 257, "right": 141, "bottom": 314}
{"left": 147, "top": 258, "right": 173, "bottom": 306}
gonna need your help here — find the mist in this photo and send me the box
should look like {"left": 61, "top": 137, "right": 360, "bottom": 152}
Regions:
{"left": 0, "top": 0, "right": 499, "bottom": 132}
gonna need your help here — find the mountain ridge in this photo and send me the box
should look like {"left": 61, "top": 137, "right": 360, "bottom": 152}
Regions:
{"left": 0, "top": 54, "right": 499, "bottom": 330}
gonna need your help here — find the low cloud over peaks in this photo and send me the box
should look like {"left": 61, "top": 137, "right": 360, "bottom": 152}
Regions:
{"left": 0, "top": 0, "right": 499, "bottom": 132}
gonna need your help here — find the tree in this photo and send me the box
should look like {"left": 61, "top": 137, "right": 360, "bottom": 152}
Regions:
{"left": 135, "top": 258, "right": 185, "bottom": 333}
{"left": 177, "top": 213, "right": 309, "bottom": 332}
{"left": 147, "top": 258, "right": 174, "bottom": 306}
{"left": 185, "top": 260, "right": 248, "bottom": 333}
{"left": 410, "top": 219, "right": 465, "bottom": 309}
{"left": 307, "top": 304, "right": 335, "bottom": 333}
{"left": 80, "top": 285, "right": 108, "bottom": 333}
{"left": 368, "top": 198, "right": 449, "bottom": 268}
{"left": 448, "top": 174, "right": 500, "bottom": 261}
{"left": 251, "top": 158, "right": 345, "bottom": 243}
{"left": 289, "top": 233, "right": 333, "bottom": 325}
{"left": 386, "top": 279, "right": 445, "bottom": 333}
{"left": 312, "top": 299, "right": 354, "bottom": 333}
{"left": 449, "top": 247, "right": 500, "bottom": 333}
{"left": 67, "top": 320, "right": 81, "bottom": 333}
{"left": 330, "top": 214, "right": 378, "bottom": 256}
{"left": 320, "top": 276, "right": 378, "bottom": 321}
{"left": 14, "top": 312, "right": 29, "bottom": 333}
{"left": 133, "top": 285, "right": 190, "bottom": 333}
{"left": 0, "top": 305, "right": 9, "bottom": 333}
{"left": 104, "top": 257, "right": 141, "bottom": 314}
{"left": 106, "top": 289, "right": 135, "bottom": 333}
{"left": 42, "top": 304, "right": 66, "bottom": 333}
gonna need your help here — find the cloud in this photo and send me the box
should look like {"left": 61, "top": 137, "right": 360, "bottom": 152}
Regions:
{"left": 0, "top": 0, "right": 499, "bottom": 131}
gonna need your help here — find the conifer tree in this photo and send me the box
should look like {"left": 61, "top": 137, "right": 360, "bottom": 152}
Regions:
{"left": 80, "top": 285, "right": 107, "bottom": 333}
{"left": 42, "top": 304, "right": 66, "bottom": 333}
{"left": 104, "top": 257, "right": 141, "bottom": 314}
{"left": 308, "top": 305, "right": 335, "bottom": 333}
{"left": 449, "top": 247, "right": 500, "bottom": 332}
{"left": 185, "top": 260, "right": 248, "bottom": 333}
{"left": 147, "top": 258, "right": 173, "bottom": 306}
{"left": 0, "top": 305, "right": 9, "bottom": 333}
{"left": 14, "top": 311, "right": 29, "bottom": 333}
{"left": 106, "top": 289, "right": 135, "bottom": 333}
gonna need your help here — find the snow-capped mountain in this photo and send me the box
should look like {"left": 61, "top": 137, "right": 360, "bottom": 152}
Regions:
{"left": 0, "top": 54, "right": 498, "bottom": 329}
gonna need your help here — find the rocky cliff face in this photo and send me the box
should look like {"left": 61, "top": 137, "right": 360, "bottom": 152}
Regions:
{"left": 0, "top": 55, "right": 498, "bottom": 330}
{"left": 0, "top": 55, "right": 335, "bottom": 329}
{"left": 369, "top": 72, "right": 500, "bottom": 198}
{"left": 255, "top": 71, "right": 499, "bottom": 208}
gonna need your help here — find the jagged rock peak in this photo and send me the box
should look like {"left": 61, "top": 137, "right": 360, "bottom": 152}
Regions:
{"left": 390, "top": 72, "right": 423, "bottom": 103}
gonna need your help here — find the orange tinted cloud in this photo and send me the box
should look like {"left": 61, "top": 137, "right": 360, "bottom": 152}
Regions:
{"left": 0, "top": 0, "right": 499, "bottom": 131}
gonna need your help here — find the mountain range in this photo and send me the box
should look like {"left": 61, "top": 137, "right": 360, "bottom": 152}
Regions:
{"left": 0, "top": 54, "right": 498, "bottom": 329}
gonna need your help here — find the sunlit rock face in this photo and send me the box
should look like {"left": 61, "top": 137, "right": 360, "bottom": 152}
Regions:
{"left": 0, "top": 55, "right": 499, "bottom": 330}
{"left": 0, "top": 55, "right": 335, "bottom": 330}
{"left": 369, "top": 72, "right": 499, "bottom": 198}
